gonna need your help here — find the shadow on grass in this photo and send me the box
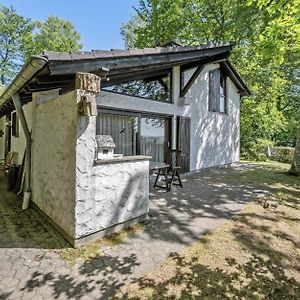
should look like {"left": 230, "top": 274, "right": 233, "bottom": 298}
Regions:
{"left": 120, "top": 251, "right": 300, "bottom": 300}
{"left": 119, "top": 172, "right": 300, "bottom": 299}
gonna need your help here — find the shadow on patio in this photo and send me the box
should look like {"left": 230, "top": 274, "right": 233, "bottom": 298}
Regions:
{"left": 0, "top": 168, "right": 69, "bottom": 249}
{"left": 1, "top": 163, "right": 293, "bottom": 299}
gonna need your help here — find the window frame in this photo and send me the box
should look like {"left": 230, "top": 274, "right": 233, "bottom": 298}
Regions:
{"left": 208, "top": 68, "right": 228, "bottom": 115}
{"left": 97, "top": 108, "right": 172, "bottom": 162}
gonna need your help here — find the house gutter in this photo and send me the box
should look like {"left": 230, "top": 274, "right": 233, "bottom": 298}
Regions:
{"left": 0, "top": 55, "right": 48, "bottom": 209}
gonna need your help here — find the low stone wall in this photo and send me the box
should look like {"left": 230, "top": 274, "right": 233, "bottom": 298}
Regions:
{"left": 75, "top": 157, "right": 150, "bottom": 240}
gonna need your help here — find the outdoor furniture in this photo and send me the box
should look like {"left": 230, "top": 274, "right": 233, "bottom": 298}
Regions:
{"left": 149, "top": 162, "right": 170, "bottom": 191}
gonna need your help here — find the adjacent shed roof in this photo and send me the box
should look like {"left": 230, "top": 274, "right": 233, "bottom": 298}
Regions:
{"left": 0, "top": 42, "right": 250, "bottom": 117}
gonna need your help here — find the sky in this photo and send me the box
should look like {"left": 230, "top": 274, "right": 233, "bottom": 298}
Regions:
{"left": 1, "top": 0, "right": 140, "bottom": 51}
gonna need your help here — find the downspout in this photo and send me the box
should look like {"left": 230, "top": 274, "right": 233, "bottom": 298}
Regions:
{"left": 0, "top": 55, "right": 48, "bottom": 209}
{"left": 12, "top": 94, "right": 32, "bottom": 209}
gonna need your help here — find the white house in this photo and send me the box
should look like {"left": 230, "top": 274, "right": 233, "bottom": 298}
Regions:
{"left": 0, "top": 43, "right": 250, "bottom": 246}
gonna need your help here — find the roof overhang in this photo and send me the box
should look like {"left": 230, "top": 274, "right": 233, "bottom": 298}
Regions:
{"left": 0, "top": 43, "right": 250, "bottom": 117}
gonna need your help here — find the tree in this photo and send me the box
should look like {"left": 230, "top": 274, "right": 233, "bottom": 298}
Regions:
{"left": 122, "top": 0, "right": 300, "bottom": 161}
{"left": 26, "top": 16, "right": 82, "bottom": 56}
{"left": 0, "top": 5, "right": 33, "bottom": 85}
{"left": 0, "top": 5, "right": 82, "bottom": 86}
{"left": 289, "top": 128, "right": 300, "bottom": 175}
{"left": 121, "top": 14, "right": 145, "bottom": 48}
{"left": 0, "top": 82, "right": 5, "bottom": 95}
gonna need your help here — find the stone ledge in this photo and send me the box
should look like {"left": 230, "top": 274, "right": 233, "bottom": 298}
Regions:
{"left": 94, "top": 155, "right": 151, "bottom": 165}
{"left": 74, "top": 214, "right": 149, "bottom": 247}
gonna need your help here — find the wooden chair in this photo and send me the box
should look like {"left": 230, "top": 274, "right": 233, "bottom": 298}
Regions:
{"left": 168, "top": 150, "right": 183, "bottom": 189}
{"left": 0, "top": 152, "right": 16, "bottom": 174}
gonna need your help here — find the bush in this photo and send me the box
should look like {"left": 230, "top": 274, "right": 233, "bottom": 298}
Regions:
{"left": 270, "top": 147, "right": 295, "bottom": 164}
{"left": 241, "top": 139, "right": 273, "bottom": 161}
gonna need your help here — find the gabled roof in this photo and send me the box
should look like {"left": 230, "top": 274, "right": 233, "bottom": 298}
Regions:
{"left": 0, "top": 42, "right": 250, "bottom": 117}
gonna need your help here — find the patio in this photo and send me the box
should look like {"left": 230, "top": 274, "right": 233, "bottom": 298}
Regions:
{"left": 0, "top": 164, "right": 267, "bottom": 299}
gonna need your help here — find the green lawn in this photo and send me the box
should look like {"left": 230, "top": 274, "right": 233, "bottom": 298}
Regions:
{"left": 117, "top": 161, "right": 300, "bottom": 300}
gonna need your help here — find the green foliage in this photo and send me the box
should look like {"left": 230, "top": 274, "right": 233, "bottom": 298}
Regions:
{"left": 25, "top": 16, "right": 82, "bottom": 56}
{"left": 0, "top": 5, "right": 33, "bottom": 85}
{"left": 270, "top": 146, "right": 295, "bottom": 164}
{"left": 241, "top": 138, "right": 273, "bottom": 161}
{"left": 0, "top": 83, "right": 5, "bottom": 95}
{"left": 0, "top": 5, "right": 82, "bottom": 86}
{"left": 122, "top": 0, "right": 300, "bottom": 158}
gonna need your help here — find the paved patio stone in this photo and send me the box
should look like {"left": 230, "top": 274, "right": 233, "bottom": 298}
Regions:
{"left": 0, "top": 164, "right": 268, "bottom": 299}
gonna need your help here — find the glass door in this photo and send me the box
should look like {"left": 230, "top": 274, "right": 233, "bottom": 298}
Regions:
{"left": 97, "top": 112, "right": 138, "bottom": 156}
{"left": 140, "top": 116, "right": 170, "bottom": 163}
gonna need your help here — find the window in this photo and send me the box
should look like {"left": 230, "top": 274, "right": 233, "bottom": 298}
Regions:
{"left": 140, "top": 117, "right": 167, "bottom": 163}
{"left": 11, "top": 112, "right": 19, "bottom": 137}
{"left": 102, "top": 72, "right": 171, "bottom": 102}
{"left": 97, "top": 112, "right": 138, "bottom": 156}
{"left": 97, "top": 111, "right": 171, "bottom": 163}
{"left": 209, "top": 69, "right": 227, "bottom": 113}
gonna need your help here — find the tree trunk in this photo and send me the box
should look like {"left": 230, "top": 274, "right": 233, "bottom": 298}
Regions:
{"left": 289, "top": 128, "right": 300, "bottom": 176}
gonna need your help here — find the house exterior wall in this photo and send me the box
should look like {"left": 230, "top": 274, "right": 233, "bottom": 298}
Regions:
{"left": 31, "top": 91, "right": 77, "bottom": 238}
{"left": 0, "top": 103, "right": 33, "bottom": 164}
{"left": 10, "top": 102, "right": 32, "bottom": 165}
{"left": 97, "top": 63, "right": 240, "bottom": 171}
{"left": 0, "top": 117, "right": 5, "bottom": 160}
{"left": 184, "top": 64, "right": 240, "bottom": 170}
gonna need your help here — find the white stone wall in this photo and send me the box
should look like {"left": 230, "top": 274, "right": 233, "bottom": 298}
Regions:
{"left": 97, "top": 63, "right": 241, "bottom": 171}
{"left": 75, "top": 159, "right": 149, "bottom": 238}
{"left": 31, "top": 91, "right": 77, "bottom": 238}
{"left": 75, "top": 112, "right": 149, "bottom": 238}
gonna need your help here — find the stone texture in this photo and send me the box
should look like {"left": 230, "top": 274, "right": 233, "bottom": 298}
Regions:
{"left": 31, "top": 91, "right": 77, "bottom": 238}
{"left": 75, "top": 114, "right": 149, "bottom": 238}
{"left": 75, "top": 72, "right": 101, "bottom": 94}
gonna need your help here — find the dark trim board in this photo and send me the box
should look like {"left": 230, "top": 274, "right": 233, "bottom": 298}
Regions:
{"left": 74, "top": 214, "right": 148, "bottom": 247}
{"left": 97, "top": 106, "right": 174, "bottom": 119}
{"left": 181, "top": 64, "right": 205, "bottom": 97}
{"left": 30, "top": 201, "right": 73, "bottom": 247}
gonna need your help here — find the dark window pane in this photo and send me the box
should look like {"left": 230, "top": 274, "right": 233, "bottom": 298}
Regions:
{"left": 11, "top": 112, "right": 19, "bottom": 137}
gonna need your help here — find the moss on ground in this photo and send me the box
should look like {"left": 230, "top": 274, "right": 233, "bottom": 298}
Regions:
{"left": 60, "top": 223, "right": 144, "bottom": 263}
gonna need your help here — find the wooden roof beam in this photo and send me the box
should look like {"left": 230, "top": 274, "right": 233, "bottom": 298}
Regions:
{"left": 181, "top": 64, "right": 205, "bottom": 97}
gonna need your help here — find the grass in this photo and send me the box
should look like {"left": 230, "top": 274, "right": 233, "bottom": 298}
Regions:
{"left": 117, "top": 161, "right": 300, "bottom": 299}
{"left": 60, "top": 223, "right": 144, "bottom": 263}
